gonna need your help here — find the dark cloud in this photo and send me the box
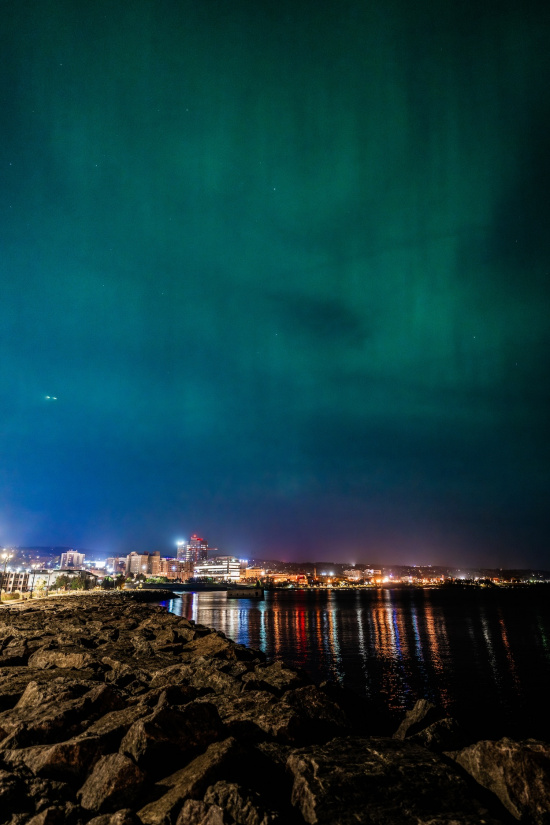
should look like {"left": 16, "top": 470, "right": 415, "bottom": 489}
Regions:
{"left": 269, "top": 291, "right": 370, "bottom": 348}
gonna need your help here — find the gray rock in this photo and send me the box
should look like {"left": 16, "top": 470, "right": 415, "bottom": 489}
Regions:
{"left": 195, "top": 691, "right": 291, "bottom": 742}
{"left": 150, "top": 662, "right": 240, "bottom": 696}
{"left": 137, "top": 737, "right": 241, "bottom": 825}
{"left": 120, "top": 701, "right": 222, "bottom": 774}
{"left": 448, "top": 737, "right": 550, "bottom": 824}
{"left": 26, "top": 777, "right": 73, "bottom": 814}
{"left": 0, "top": 680, "right": 123, "bottom": 748}
{"left": 77, "top": 753, "right": 147, "bottom": 813}
{"left": 0, "top": 668, "right": 98, "bottom": 715}
{"left": 177, "top": 633, "right": 238, "bottom": 661}
{"left": 204, "top": 780, "right": 281, "bottom": 825}
{"left": 79, "top": 704, "right": 151, "bottom": 751}
{"left": 136, "top": 683, "right": 198, "bottom": 710}
{"left": 25, "top": 807, "right": 66, "bottom": 825}
{"left": 407, "top": 716, "right": 463, "bottom": 752}
{"left": 197, "top": 686, "right": 344, "bottom": 745}
{"left": 0, "top": 639, "right": 29, "bottom": 666}
{"left": 393, "top": 698, "right": 447, "bottom": 740}
{"left": 0, "top": 595, "right": 533, "bottom": 825}
{"left": 86, "top": 809, "right": 141, "bottom": 825}
{"left": 286, "top": 736, "right": 504, "bottom": 825}
{"left": 241, "top": 662, "right": 308, "bottom": 696}
{"left": 279, "top": 686, "right": 349, "bottom": 741}
{"left": 176, "top": 800, "right": 225, "bottom": 825}
{"left": 27, "top": 646, "right": 96, "bottom": 670}
{"left": 2, "top": 735, "right": 103, "bottom": 780}
{"left": 0, "top": 768, "right": 24, "bottom": 810}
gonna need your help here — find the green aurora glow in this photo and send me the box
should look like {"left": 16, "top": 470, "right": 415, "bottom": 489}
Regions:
{"left": 1, "top": 1, "right": 549, "bottom": 564}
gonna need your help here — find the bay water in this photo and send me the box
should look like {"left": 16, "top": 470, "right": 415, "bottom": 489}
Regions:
{"left": 160, "top": 586, "right": 550, "bottom": 740}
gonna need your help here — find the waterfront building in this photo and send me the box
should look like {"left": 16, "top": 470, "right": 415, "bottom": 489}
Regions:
{"left": 193, "top": 556, "right": 241, "bottom": 582}
{"left": 241, "top": 566, "right": 266, "bottom": 580}
{"left": 343, "top": 568, "right": 363, "bottom": 581}
{"left": 59, "top": 550, "right": 85, "bottom": 569}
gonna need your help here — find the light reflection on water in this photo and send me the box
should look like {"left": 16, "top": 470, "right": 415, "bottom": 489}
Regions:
{"left": 163, "top": 587, "right": 550, "bottom": 739}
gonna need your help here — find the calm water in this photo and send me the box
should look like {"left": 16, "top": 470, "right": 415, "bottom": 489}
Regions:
{"left": 160, "top": 587, "right": 550, "bottom": 740}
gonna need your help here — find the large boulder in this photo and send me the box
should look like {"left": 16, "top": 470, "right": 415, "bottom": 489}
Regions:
{"left": 241, "top": 662, "right": 308, "bottom": 696}
{"left": 393, "top": 698, "right": 446, "bottom": 739}
{"left": 137, "top": 737, "right": 241, "bottom": 825}
{"left": 86, "top": 811, "right": 141, "bottom": 825}
{"left": 197, "top": 686, "right": 347, "bottom": 746}
{"left": 2, "top": 735, "right": 103, "bottom": 780}
{"left": 120, "top": 701, "right": 222, "bottom": 774}
{"left": 0, "top": 768, "right": 24, "bottom": 810}
{"left": 448, "top": 737, "right": 550, "bottom": 824}
{"left": 286, "top": 736, "right": 504, "bottom": 825}
{"left": 203, "top": 780, "right": 282, "bottom": 824}
{"left": 150, "top": 661, "right": 241, "bottom": 697}
{"left": 79, "top": 704, "right": 152, "bottom": 751}
{"left": 393, "top": 698, "right": 462, "bottom": 751}
{"left": 178, "top": 633, "right": 238, "bottom": 661}
{"left": 77, "top": 752, "right": 147, "bottom": 813}
{"left": 0, "top": 680, "right": 123, "bottom": 748}
{"left": 27, "top": 646, "right": 96, "bottom": 670}
{"left": 176, "top": 800, "right": 225, "bottom": 825}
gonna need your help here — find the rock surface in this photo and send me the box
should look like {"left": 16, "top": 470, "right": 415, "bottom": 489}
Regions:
{"left": 0, "top": 593, "right": 546, "bottom": 825}
{"left": 393, "top": 698, "right": 463, "bottom": 751}
{"left": 448, "top": 737, "right": 550, "bottom": 824}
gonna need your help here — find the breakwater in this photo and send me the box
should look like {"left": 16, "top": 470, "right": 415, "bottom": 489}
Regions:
{"left": 0, "top": 593, "right": 548, "bottom": 824}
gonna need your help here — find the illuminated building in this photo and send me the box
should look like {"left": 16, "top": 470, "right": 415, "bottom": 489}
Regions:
{"left": 125, "top": 551, "right": 161, "bottom": 576}
{"left": 0, "top": 570, "right": 30, "bottom": 594}
{"left": 59, "top": 550, "right": 85, "bottom": 569}
{"left": 241, "top": 566, "right": 266, "bottom": 579}
{"left": 159, "top": 557, "right": 193, "bottom": 580}
{"left": 193, "top": 556, "right": 241, "bottom": 582}
{"left": 105, "top": 557, "right": 127, "bottom": 574}
{"left": 176, "top": 534, "right": 208, "bottom": 565}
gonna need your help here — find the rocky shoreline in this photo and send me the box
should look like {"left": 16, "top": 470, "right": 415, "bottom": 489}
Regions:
{"left": 0, "top": 592, "right": 548, "bottom": 825}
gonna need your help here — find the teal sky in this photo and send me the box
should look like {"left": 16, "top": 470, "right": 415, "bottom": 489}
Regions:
{"left": 1, "top": 1, "right": 549, "bottom": 565}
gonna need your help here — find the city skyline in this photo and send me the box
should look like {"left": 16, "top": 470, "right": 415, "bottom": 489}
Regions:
{"left": 1, "top": 1, "right": 549, "bottom": 568}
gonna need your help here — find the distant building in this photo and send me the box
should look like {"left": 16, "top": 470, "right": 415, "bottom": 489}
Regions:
{"left": 59, "top": 550, "right": 85, "bottom": 569}
{"left": 241, "top": 566, "right": 266, "bottom": 580}
{"left": 177, "top": 534, "right": 208, "bottom": 565}
{"left": 193, "top": 556, "right": 241, "bottom": 582}
{"left": 159, "top": 557, "right": 193, "bottom": 580}
{"left": 0, "top": 569, "right": 97, "bottom": 594}
{"left": 343, "top": 568, "right": 363, "bottom": 581}
{"left": 105, "top": 557, "right": 127, "bottom": 575}
{"left": 0, "top": 570, "right": 29, "bottom": 594}
{"left": 125, "top": 551, "right": 161, "bottom": 576}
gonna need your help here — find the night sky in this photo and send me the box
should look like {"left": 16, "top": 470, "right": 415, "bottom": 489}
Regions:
{"left": 1, "top": 1, "right": 549, "bottom": 566}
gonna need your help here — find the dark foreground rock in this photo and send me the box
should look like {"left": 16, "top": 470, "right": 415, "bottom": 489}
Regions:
{"left": 393, "top": 698, "right": 463, "bottom": 751}
{"left": 448, "top": 737, "right": 550, "bottom": 824}
{"left": 287, "top": 736, "right": 503, "bottom": 825}
{"left": 0, "top": 594, "right": 547, "bottom": 825}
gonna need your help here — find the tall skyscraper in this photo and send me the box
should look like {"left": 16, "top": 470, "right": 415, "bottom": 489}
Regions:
{"left": 176, "top": 534, "right": 208, "bottom": 565}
